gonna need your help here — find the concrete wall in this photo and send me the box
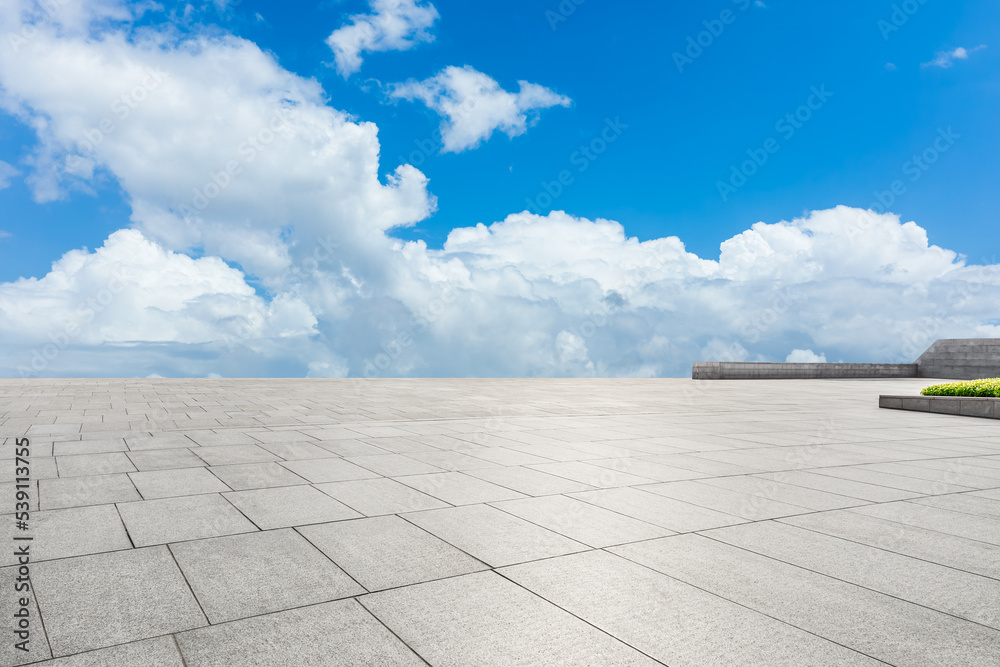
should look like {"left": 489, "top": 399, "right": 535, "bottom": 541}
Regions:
{"left": 915, "top": 339, "right": 1000, "bottom": 380}
{"left": 692, "top": 362, "right": 917, "bottom": 380}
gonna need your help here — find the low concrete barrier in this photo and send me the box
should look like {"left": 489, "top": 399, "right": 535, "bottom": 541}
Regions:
{"left": 692, "top": 362, "right": 917, "bottom": 380}
{"left": 879, "top": 394, "right": 999, "bottom": 419}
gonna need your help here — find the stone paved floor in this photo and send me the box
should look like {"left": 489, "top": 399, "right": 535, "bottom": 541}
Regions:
{"left": 2, "top": 378, "right": 999, "bottom": 666}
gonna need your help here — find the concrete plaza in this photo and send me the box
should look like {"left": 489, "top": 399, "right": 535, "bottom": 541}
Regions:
{"left": 2, "top": 377, "right": 999, "bottom": 666}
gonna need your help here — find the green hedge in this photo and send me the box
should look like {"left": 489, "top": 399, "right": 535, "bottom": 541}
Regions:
{"left": 921, "top": 378, "right": 1000, "bottom": 397}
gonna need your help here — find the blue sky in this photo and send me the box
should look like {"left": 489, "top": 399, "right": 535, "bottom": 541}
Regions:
{"left": 0, "top": 0, "right": 998, "bottom": 377}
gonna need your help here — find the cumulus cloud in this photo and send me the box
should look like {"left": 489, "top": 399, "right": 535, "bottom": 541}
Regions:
{"left": 0, "top": 160, "right": 18, "bottom": 189}
{"left": 785, "top": 349, "right": 827, "bottom": 363}
{"left": 2, "top": 3, "right": 1000, "bottom": 379}
{"left": 326, "top": 0, "right": 439, "bottom": 77}
{"left": 923, "top": 45, "right": 987, "bottom": 68}
{"left": 391, "top": 65, "right": 572, "bottom": 152}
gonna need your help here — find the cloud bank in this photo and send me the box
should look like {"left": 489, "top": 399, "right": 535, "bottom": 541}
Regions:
{"left": 0, "top": 2, "right": 998, "bottom": 378}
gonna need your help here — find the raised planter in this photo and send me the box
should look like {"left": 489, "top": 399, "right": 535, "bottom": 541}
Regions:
{"left": 879, "top": 394, "right": 999, "bottom": 419}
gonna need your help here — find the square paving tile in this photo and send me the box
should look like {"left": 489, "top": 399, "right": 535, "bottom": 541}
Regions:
{"left": 527, "top": 461, "right": 658, "bottom": 487}
{"left": 117, "top": 494, "right": 258, "bottom": 546}
{"left": 570, "top": 486, "right": 745, "bottom": 533}
{"left": 464, "top": 465, "right": 596, "bottom": 495}
{"left": 403, "top": 504, "right": 588, "bottom": 567}
{"left": 22, "top": 636, "right": 184, "bottom": 666}
{"left": 501, "top": 549, "right": 881, "bottom": 666}
{"left": 278, "top": 457, "right": 381, "bottom": 483}
{"left": 344, "top": 453, "right": 443, "bottom": 476}
{"left": 315, "top": 477, "right": 449, "bottom": 516}
{"left": 1, "top": 563, "right": 49, "bottom": 665}
{"left": 492, "top": 494, "right": 673, "bottom": 547}
{"left": 192, "top": 444, "right": 279, "bottom": 466}
{"left": 0, "top": 505, "right": 131, "bottom": 565}
{"left": 129, "top": 467, "right": 231, "bottom": 499}
{"left": 208, "top": 462, "right": 307, "bottom": 490}
{"left": 396, "top": 471, "right": 525, "bottom": 505}
{"left": 176, "top": 599, "right": 424, "bottom": 666}
{"left": 299, "top": 515, "right": 486, "bottom": 591}
{"left": 362, "top": 571, "right": 660, "bottom": 666}
{"left": 56, "top": 452, "right": 136, "bottom": 477}
{"left": 125, "top": 448, "right": 207, "bottom": 471}
{"left": 31, "top": 547, "right": 206, "bottom": 656}
{"left": 40, "top": 473, "right": 141, "bottom": 510}
{"left": 170, "top": 528, "right": 364, "bottom": 623}
{"left": 224, "top": 484, "right": 361, "bottom": 529}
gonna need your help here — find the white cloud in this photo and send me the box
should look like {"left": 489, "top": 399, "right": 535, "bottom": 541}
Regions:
{"left": 2, "top": 4, "right": 1000, "bottom": 379}
{"left": 391, "top": 65, "right": 571, "bottom": 152}
{"left": 923, "top": 45, "right": 986, "bottom": 68}
{"left": 0, "top": 160, "right": 18, "bottom": 189}
{"left": 785, "top": 349, "right": 827, "bottom": 363}
{"left": 326, "top": 0, "right": 439, "bottom": 77}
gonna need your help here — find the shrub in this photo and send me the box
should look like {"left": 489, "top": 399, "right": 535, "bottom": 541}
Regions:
{"left": 921, "top": 378, "right": 1000, "bottom": 397}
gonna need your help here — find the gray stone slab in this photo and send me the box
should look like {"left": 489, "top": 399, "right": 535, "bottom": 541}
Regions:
{"left": 492, "top": 494, "right": 673, "bottom": 547}
{"left": 1, "top": 563, "right": 50, "bottom": 665}
{"left": 125, "top": 448, "right": 206, "bottom": 471}
{"left": 118, "top": 494, "right": 258, "bottom": 546}
{"left": 299, "top": 515, "right": 486, "bottom": 591}
{"left": 362, "top": 571, "right": 660, "bottom": 666}
{"left": 527, "top": 461, "right": 658, "bottom": 487}
{"left": 461, "top": 446, "right": 554, "bottom": 466}
{"left": 207, "top": 462, "right": 307, "bottom": 490}
{"left": 588, "top": 457, "right": 707, "bottom": 482}
{"left": 613, "top": 533, "right": 1000, "bottom": 666}
{"left": 170, "top": 528, "right": 363, "bottom": 623}
{"left": 706, "top": 520, "right": 1000, "bottom": 630}
{"left": 26, "top": 636, "right": 184, "bottom": 666}
{"left": 255, "top": 441, "right": 338, "bottom": 460}
{"left": 403, "top": 504, "right": 588, "bottom": 567}
{"left": 124, "top": 434, "right": 196, "bottom": 450}
{"left": 344, "top": 453, "right": 443, "bottom": 476}
{"left": 315, "top": 477, "right": 449, "bottom": 515}
{"left": 781, "top": 509, "right": 1000, "bottom": 580}
{"left": 569, "top": 486, "right": 746, "bottom": 532}
{"left": 0, "top": 505, "right": 130, "bottom": 565}
{"left": 640, "top": 480, "right": 813, "bottom": 520}
{"left": 52, "top": 438, "right": 127, "bottom": 456}
{"left": 223, "top": 484, "right": 361, "bottom": 529}
{"left": 696, "top": 474, "right": 867, "bottom": 511}
{"left": 463, "top": 464, "right": 596, "bottom": 495}
{"left": 751, "top": 470, "right": 918, "bottom": 503}
{"left": 812, "top": 466, "right": 975, "bottom": 494}
{"left": 56, "top": 452, "right": 136, "bottom": 477}
{"left": 502, "top": 549, "right": 882, "bottom": 666}
{"left": 910, "top": 493, "right": 1000, "bottom": 520}
{"left": 176, "top": 599, "right": 424, "bottom": 666}
{"left": 849, "top": 501, "right": 1000, "bottom": 545}
{"left": 403, "top": 449, "right": 498, "bottom": 470}
{"left": 129, "top": 467, "right": 231, "bottom": 499}
{"left": 40, "top": 473, "right": 141, "bottom": 509}
{"left": 32, "top": 546, "right": 206, "bottom": 656}
{"left": 192, "top": 444, "right": 279, "bottom": 466}
{"left": 277, "top": 457, "right": 380, "bottom": 483}
{"left": 396, "top": 471, "right": 526, "bottom": 505}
